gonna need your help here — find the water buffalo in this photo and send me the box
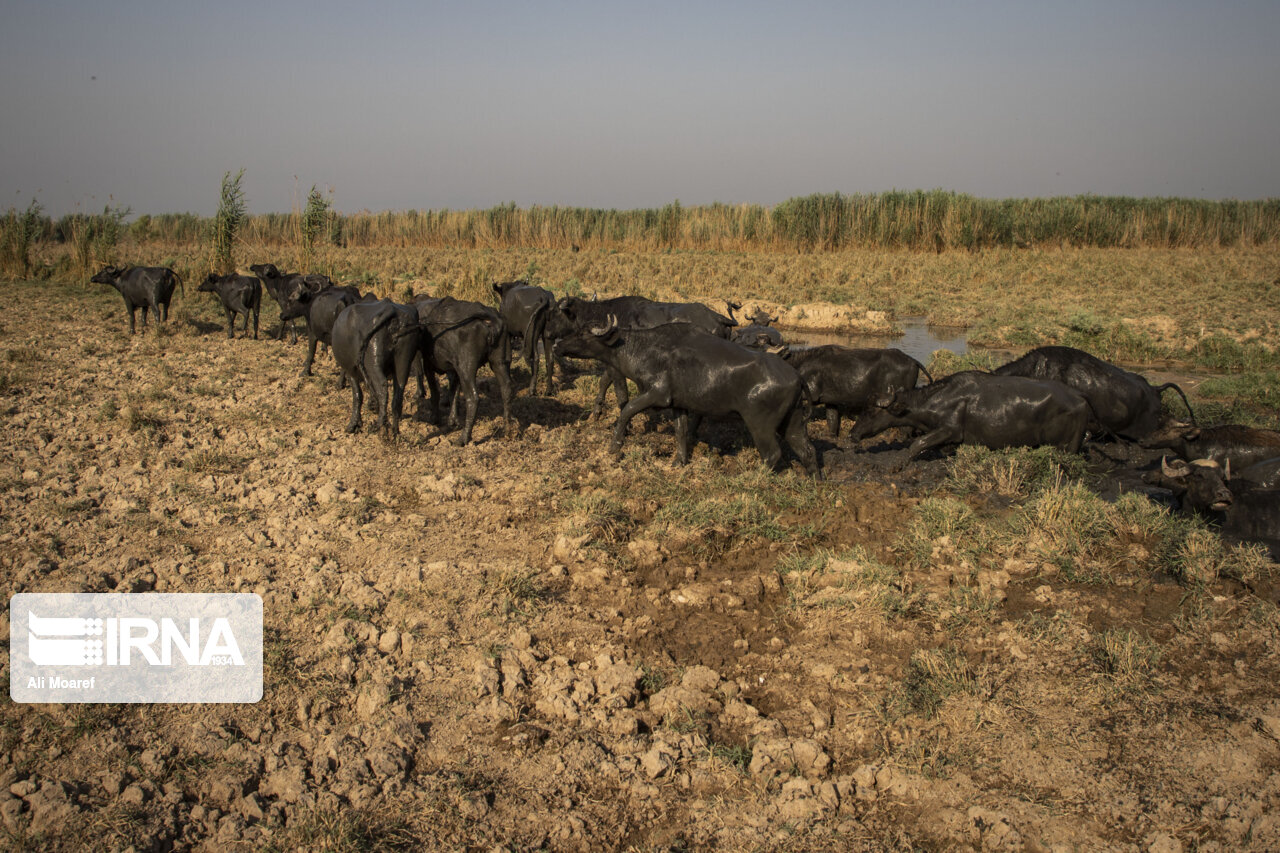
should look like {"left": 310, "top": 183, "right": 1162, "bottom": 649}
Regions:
{"left": 728, "top": 308, "right": 783, "bottom": 349}
{"left": 864, "top": 371, "right": 1091, "bottom": 463}
{"left": 782, "top": 346, "right": 932, "bottom": 436}
{"left": 250, "top": 263, "right": 334, "bottom": 343}
{"left": 280, "top": 286, "right": 369, "bottom": 377}
{"left": 1145, "top": 457, "right": 1280, "bottom": 557}
{"left": 90, "top": 265, "right": 182, "bottom": 334}
{"left": 993, "top": 345, "right": 1195, "bottom": 439}
{"left": 552, "top": 295, "right": 738, "bottom": 417}
{"left": 554, "top": 317, "right": 820, "bottom": 477}
{"left": 331, "top": 300, "right": 429, "bottom": 438}
{"left": 1140, "top": 424, "right": 1280, "bottom": 470}
{"left": 416, "top": 297, "right": 513, "bottom": 445}
{"left": 493, "top": 280, "right": 564, "bottom": 395}
{"left": 197, "top": 273, "right": 262, "bottom": 339}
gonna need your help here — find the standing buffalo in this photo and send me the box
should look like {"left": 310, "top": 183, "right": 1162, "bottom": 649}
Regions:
{"left": 90, "top": 265, "right": 182, "bottom": 334}
{"left": 331, "top": 300, "right": 429, "bottom": 438}
{"left": 280, "top": 286, "right": 369, "bottom": 377}
{"left": 416, "top": 297, "right": 514, "bottom": 445}
{"left": 782, "top": 346, "right": 931, "bottom": 436}
{"left": 197, "top": 273, "right": 262, "bottom": 339}
{"left": 492, "top": 280, "right": 563, "bottom": 395}
{"left": 551, "top": 295, "right": 739, "bottom": 417}
{"left": 857, "top": 371, "right": 1091, "bottom": 463}
{"left": 554, "top": 317, "right": 820, "bottom": 477}
{"left": 993, "top": 346, "right": 1195, "bottom": 439}
{"left": 1140, "top": 424, "right": 1280, "bottom": 470}
{"left": 250, "top": 263, "right": 334, "bottom": 343}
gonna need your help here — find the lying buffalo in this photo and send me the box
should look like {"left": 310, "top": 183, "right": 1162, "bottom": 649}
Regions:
{"left": 281, "top": 286, "right": 371, "bottom": 378}
{"left": 729, "top": 308, "right": 784, "bottom": 350}
{"left": 993, "top": 345, "right": 1194, "bottom": 439}
{"left": 416, "top": 297, "right": 513, "bottom": 445}
{"left": 250, "top": 263, "right": 334, "bottom": 343}
{"left": 1141, "top": 424, "right": 1280, "bottom": 470}
{"left": 331, "top": 300, "right": 428, "bottom": 438}
{"left": 855, "top": 371, "right": 1091, "bottom": 463}
{"left": 1145, "top": 457, "right": 1280, "bottom": 557}
{"left": 782, "top": 346, "right": 931, "bottom": 436}
{"left": 197, "top": 273, "right": 262, "bottom": 339}
{"left": 90, "top": 265, "right": 183, "bottom": 334}
{"left": 554, "top": 317, "right": 819, "bottom": 477}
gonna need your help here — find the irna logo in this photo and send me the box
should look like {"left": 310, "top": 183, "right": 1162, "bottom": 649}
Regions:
{"left": 10, "top": 593, "right": 262, "bottom": 703}
{"left": 27, "top": 611, "right": 245, "bottom": 667}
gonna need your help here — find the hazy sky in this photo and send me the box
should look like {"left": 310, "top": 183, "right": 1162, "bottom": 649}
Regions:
{"left": 3, "top": 1, "right": 1278, "bottom": 217}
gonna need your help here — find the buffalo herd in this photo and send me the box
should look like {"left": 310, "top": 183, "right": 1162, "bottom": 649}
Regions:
{"left": 92, "top": 263, "right": 1280, "bottom": 556}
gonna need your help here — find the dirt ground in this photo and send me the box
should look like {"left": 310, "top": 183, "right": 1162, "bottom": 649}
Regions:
{"left": 2, "top": 281, "right": 1279, "bottom": 852}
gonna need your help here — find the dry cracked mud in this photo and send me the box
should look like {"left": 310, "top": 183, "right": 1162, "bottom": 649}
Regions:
{"left": 1, "top": 281, "right": 1278, "bottom": 851}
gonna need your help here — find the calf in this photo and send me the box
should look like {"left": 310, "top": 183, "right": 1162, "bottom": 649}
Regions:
{"left": 90, "top": 265, "right": 182, "bottom": 334}
{"left": 783, "top": 346, "right": 931, "bottom": 436}
{"left": 555, "top": 317, "right": 819, "bottom": 476}
{"left": 197, "top": 273, "right": 262, "bottom": 339}
{"left": 870, "top": 371, "right": 1091, "bottom": 463}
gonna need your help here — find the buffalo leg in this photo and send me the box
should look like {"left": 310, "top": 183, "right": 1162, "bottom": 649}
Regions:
{"left": 454, "top": 368, "right": 480, "bottom": 446}
{"left": 785, "top": 406, "right": 822, "bottom": 478}
{"left": 345, "top": 373, "right": 364, "bottom": 433}
{"left": 140, "top": 305, "right": 150, "bottom": 332}
{"left": 675, "top": 412, "right": 703, "bottom": 464}
{"left": 611, "top": 385, "right": 672, "bottom": 455}
{"left": 225, "top": 309, "right": 236, "bottom": 339}
{"left": 742, "top": 412, "right": 786, "bottom": 471}
{"left": 904, "top": 427, "right": 961, "bottom": 464}
{"left": 302, "top": 334, "right": 320, "bottom": 376}
{"left": 826, "top": 407, "right": 841, "bottom": 437}
{"left": 127, "top": 303, "right": 138, "bottom": 335}
{"left": 488, "top": 347, "right": 515, "bottom": 436}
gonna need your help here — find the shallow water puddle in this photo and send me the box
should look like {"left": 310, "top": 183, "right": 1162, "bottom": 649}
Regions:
{"left": 786, "top": 317, "right": 969, "bottom": 363}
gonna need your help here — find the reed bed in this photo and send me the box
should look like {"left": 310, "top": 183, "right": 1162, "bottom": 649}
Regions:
{"left": 12, "top": 192, "right": 1280, "bottom": 257}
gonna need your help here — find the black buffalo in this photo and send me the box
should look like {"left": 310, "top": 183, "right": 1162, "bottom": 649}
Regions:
{"left": 552, "top": 295, "right": 738, "bottom": 417}
{"left": 280, "top": 286, "right": 369, "bottom": 377}
{"left": 250, "top": 263, "right": 334, "bottom": 343}
{"left": 782, "top": 346, "right": 932, "bottom": 436}
{"left": 90, "top": 265, "right": 182, "bottom": 334}
{"left": 1145, "top": 457, "right": 1280, "bottom": 557}
{"left": 993, "top": 345, "right": 1195, "bottom": 439}
{"left": 554, "top": 317, "right": 819, "bottom": 477}
{"left": 416, "top": 297, "right": 513, "bottom": 445}
{"left": 331, "top": 300, "right": 429, "bottom": 438}
{"left": 729, "top": 308, "right": 784, "bottom": 349}
{"left": 492, "top": 280, "right": 564, "bottom": 395}
{"left": 197, "top": 273, "right": 262, "bottom": 339}
{"left": 1140, "top": 424, "right": 1280, "bottom": 470}
{"left": 855, "top": 371, "right": 1091, "bottom": 463}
